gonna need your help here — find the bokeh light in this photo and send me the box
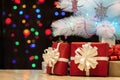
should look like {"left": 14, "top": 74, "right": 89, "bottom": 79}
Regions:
{"left": 14, "top": 0, "right": 21, "bottom": 4}
{"left": 34, "top": 31, "right": 39, "bottom": 36}
{"left": 19, "top": 10, "right": 24, "bottom": 15}
{"left": 37, "top": 14, "right": 42, "bottom": 19}
{"left": 2, "top": 11, "right": 6, "bottom": 16}
{"left": 54, "top": 11, "right": 59, "bottom": 16}
{"left": 38, "top": 0, "right": 45, "bottom": 4}
{"left": 22, "top": 19, "right": 26, "bottom": 24}
{"left": 32, "top": 63, "right": 36, "bottom": 68}
{"left": 12, "top": 59, "right": 16, "bottom": 64}
{"left": 15, "top": 41, "right": 20, "bottom": 46}
{"left": 30, "top": 27, "right": 35, "bottom": 32}
{"left": 45, "top": 29, "right": 52, "bottom": 36}
{"left": 8, "top": 13, "right": 12, "bottom": 17}
{"left": 34, "top": 55, "right": 39, "bottom": 60}
{"left": 5, "top": 17, "right": 12, "bottom": 25}
{"left": 23, "top": 29, "right": 31, "bottom": 37}
{"left": 24, "top": 14, "right": 30, "bottom": 19}
{"left": 29, "top": 56, "right": 34, "bottom": 61}
{"left": 11, "top": 33, "right": 15, "bottom": 37}
{"left": 61, "top": 11, "right": 66, "bottom": 16}
{"left": 27, "top": 40, "right": 31, "bottom": 44}
{"left": 22, "top": 4, "right": 26, "bottom": 8}
{"left": 38, "top": 23, "right": 43, "bottom": 27}
{"left": 13, "top": 5, "right": 18, "bottom": 10}
{"left": 12, "top": 23, "right": 17, "bottom": 28}
{"left": 32, "top": 4, "right": 37, "bottom": 9}
{"left": 35, "top": 8, "right": 40, "bottom": 13}
{"left": 30, "top": 43, "right": 36, "bottom": 48}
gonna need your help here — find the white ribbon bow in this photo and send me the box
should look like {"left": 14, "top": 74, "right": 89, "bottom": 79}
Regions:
{"left": 43, "top": 47, "right": 60, "bottom": 67}
{"left": 74, "top": 43, "right": 98, "bottom": 76}
{"left": 42, "top": 43, "right": 60, "bottom": 74}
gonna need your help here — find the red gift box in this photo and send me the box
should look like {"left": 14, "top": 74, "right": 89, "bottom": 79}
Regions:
{"left": 43, "top": 42, "right": 70, "bottom": 75}
{"left": 70, "top": 42, "right": 109, "bottom": 76}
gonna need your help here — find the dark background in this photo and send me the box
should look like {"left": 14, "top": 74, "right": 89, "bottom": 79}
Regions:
{"left": 0, "top": 0, "right": 99, "bottom": 69}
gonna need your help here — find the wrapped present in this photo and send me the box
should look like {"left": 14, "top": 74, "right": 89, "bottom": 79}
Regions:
{"left": 70, "top": 42, "right": 109, "bottom": 76}
{"left": 109, "top": 61, "right": 120, "bottom": 77}
{"left": 108, "top": 44, "right": 120, "bottom": 60}
{"left": 42, "top": 42, "right": 70, "bottom": 75}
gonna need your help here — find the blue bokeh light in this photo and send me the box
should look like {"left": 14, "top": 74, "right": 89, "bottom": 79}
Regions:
{"left": 37, "top": 14, "right": 42, "bottom": 19}
{"left": 35, "top": 8, "right": 40, "bottom": 13}
{"left": 30, "top": 43, "right": 36, "bottom": 48}
{"left": 19, "top": 10, "right": 23, "bottom": 15}
{"left": 61, "top": 11, "right": 66, "bottom": 16}
{"left": 54, "top": 11, "right": 59, "bottom": 16}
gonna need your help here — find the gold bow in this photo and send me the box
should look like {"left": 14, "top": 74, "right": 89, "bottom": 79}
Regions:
{"left": 74, "top": 43, "right": 98, "bottom": 76}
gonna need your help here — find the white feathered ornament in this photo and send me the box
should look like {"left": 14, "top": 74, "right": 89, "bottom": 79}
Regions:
{"left": 51, "top": 16, "right": 96, "bottom": 38}
{"left": 96, "top": 21, "right": 115, "bottom": 39}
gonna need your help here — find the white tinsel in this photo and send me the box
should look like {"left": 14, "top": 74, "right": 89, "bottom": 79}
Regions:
{"left": 51, "top": 16, "right": 96, "bottom": 38}
{"left": 96, "top": 21, "right": 115, "bottom": 39}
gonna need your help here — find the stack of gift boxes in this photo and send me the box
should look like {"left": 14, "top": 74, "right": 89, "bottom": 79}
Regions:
{"left": 42, "top": 41, "right": 120, "bottom": 77}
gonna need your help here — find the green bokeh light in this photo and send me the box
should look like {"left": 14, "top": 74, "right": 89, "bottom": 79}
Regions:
{"left": 13, "top": 5, "right": 18, "bottom": 10}
{"left": 30, "top": 27, "right": 35, "bottom": 32}
{"left": 34, "top": 55, "right": 39, "bottom": 60}
{"left": 32, "top": 63, "right": 36, "bottom": 68}
{"left": 35, "top": 31, "right": 39, "bottom": 36}
{"left": 15, "top": 41, "right": 20, "bottom": 46}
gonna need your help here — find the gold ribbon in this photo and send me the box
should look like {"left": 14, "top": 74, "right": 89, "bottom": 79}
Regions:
{"left": 43, "top": 43, "right": 69, "bottom": 74}
{"left": 71, "top": 43, "right": 108, "bottom": 76}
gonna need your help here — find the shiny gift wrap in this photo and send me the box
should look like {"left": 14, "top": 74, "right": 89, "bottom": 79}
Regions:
{"left": 70, "top": 42, "right": 109, "bottom": 76}
{"left": 43, "top": 42, "right": 70, "bottom": 75}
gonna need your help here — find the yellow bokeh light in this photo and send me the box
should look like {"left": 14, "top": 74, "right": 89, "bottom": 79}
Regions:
{"left": 37, "top": 20, "right": 40, "bottom": 24}
{"left": 8, "top": 13, "right": 12, "bottom": 17}
{"left": 27, "top": 40, "right": 31, "bottom": 44}
{"left": 32, "top": 39, "right": 35, "bottom": 43}
{"left": 32, "top": 4, "right": 37, "bottom": 9}
{"left": 22, "top": 4, "right": 26, "bottom": 8}
{"left": 22, "top": 19, "right": 26, "bottom": 24}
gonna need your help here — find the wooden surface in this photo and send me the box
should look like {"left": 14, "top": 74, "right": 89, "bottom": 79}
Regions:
{"left": 0, "top": 70, "right": 120, "bottom": 80}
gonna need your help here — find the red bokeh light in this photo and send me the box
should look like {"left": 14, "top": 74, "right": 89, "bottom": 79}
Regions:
{"left": 38, "top": 0, "right": 45, "bottom": 4}
{"left": 14, "top": 0, "right": 21, "bottom": 4}
{"left": 38, "top": 23, "right": 43, "bottom": 27}
{"left": 29, "top": 56, "right": 34, "bottom": 61}
{"left": 5, "top": 17, "right": 12, "bottom": 25}
{"left": 45, "top": 29, "right": 52, "bottom": 36}
{"left": 11, "top": 33, "right": 15, "bottom": 37}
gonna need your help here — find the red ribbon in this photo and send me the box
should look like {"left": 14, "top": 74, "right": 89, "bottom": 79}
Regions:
{"left": 108, "top": 44, "right": 120, "bottom": 60}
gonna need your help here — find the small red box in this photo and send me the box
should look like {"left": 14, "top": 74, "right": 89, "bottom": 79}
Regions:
{"left": 70, "top": 42, "right": 109, "bottom": 76}
{"left": 46, "top": 42, "right": 70, "bottom": 75}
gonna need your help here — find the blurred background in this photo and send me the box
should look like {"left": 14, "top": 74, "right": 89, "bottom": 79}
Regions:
{"left": 1, "top": 0, "right": 99, "bottom": 69}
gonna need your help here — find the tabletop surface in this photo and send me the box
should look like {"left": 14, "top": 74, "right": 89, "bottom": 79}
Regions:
{"left": 0, "top": 70, "right": 120, "bottom": 80}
